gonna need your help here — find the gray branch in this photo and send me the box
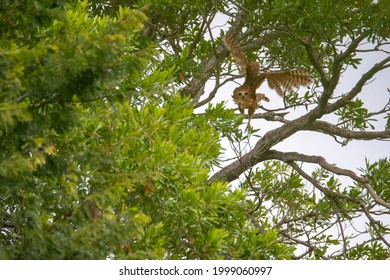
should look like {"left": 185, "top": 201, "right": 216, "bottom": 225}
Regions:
{"left": 307, "top": 120, "right": 390, "bottom": 141}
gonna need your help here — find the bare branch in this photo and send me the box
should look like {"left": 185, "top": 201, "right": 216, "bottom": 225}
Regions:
{"left": 250, "top": 111, "right": 289, "bottom": 121}
{"left": 307, "top": 120, "right": 390, "bottom": 141}
{"left": 286, "top": 160, "right": 390, "bottom": 248}
{"left": 286, "top": 161, "right": 359, "bottom": 203}
{"left": 314, "top": 31, "right": 373, "bottom": 112}
{"left": 194, "top": 78, "right": 229, "bottom": 108}
{"left": 279, "top": 231, "right": 330, "bottom": 260}
{"left": 336, "top": 211, "right": 348, "bottom": 259}
{"left": 273, "top": 209, "right": 316, "bottom": 230}
{"left": 334, "top": 31, "right": 372, "bottom": 66}
{"left": 360, "top": 204, "right": 390, "bottom": 247}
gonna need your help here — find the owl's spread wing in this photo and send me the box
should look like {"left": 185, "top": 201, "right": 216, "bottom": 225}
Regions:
{"left": 223, "top": 35, "right": 248, "bottom": 75}
{"left": 262, "top": 70, "right": 312, "bottom": 96}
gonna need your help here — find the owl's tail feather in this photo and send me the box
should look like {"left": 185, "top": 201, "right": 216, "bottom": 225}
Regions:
{"left": 223, "top": 35, "right": 248, "bottom": 74}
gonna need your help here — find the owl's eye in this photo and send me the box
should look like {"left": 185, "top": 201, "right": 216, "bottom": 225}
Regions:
{"left": 238, "top": 92, "right": 248, "bottom": 96}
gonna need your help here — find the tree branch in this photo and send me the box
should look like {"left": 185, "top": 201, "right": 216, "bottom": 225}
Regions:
{"left": 307, "top": 120, "right": 390, "bottom": 141}
{"left": 207, "top": 102, "right": 327, "bottom": 184}
{"left": 279, "top": 231, "right": 330, "bottom": 260}
{"left": 314, "top": 31, "right": 372, "bottom": 113}
{"left": 266, "top": 150, "right": 390, "bottom": 209}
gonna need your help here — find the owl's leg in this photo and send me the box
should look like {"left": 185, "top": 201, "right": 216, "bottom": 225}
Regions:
{"left": 246, "top": 107, "right": 255, "bottom": 131}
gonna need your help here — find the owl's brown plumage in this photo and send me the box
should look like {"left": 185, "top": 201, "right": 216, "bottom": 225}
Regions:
{"left": 223, "top": 35, "right": 312, "bottom": 130}
{"left": 232, "top": 85, "right": 270, "bottom": 129}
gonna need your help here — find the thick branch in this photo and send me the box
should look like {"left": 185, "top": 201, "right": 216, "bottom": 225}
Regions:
{"left": 307, "top": 120, "right": 390, "bottom": 141}
{"left": 208, "top": 101, "right": 326, "bottom": 184}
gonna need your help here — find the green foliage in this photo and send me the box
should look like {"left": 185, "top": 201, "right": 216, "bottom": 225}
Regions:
{"left": 336, "top": 99, "right": 375, "bottom": 131}
{"left": 1, "top": 1, "right": 296, "bottom": 259}
{"left": 347, "top": 241, "right": 389, "bottom": 260}
{"left": 361, "top": 158, "right": 390, "bottom": 201}
{"left": 204, "top": 101, "right": 244, "bottom": 139}
{"left": 0, "top": 0, "right": 154, "bottom": 259}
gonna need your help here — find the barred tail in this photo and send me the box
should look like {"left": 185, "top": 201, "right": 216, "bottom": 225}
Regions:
{"left": 286, "top": 70, "right": 312, "bottom": 87}
{"left": 222, "top": 35, "right": 248, "bottom": 74}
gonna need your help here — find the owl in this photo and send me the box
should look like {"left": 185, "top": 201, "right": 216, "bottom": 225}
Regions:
{"left": 223, "top": 35, "right": 312, "bottom": 130}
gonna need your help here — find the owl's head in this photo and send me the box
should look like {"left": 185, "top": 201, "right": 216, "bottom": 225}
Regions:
{"left": 232, "top": 85, "right": 252, "bottom": 102}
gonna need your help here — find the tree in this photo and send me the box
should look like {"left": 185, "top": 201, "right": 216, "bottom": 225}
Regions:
{"left": 0, "top": 0, "right": 389, "bottom": 260}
